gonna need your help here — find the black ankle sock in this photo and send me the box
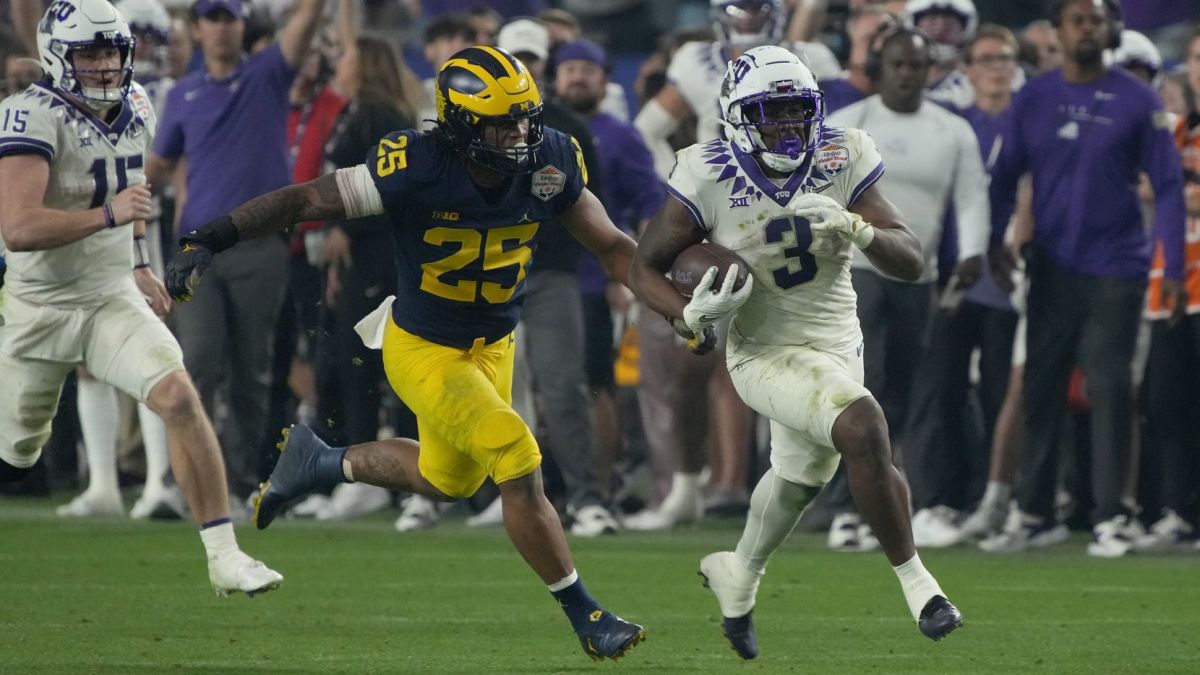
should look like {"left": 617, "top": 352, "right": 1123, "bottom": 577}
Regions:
{"left": 550, "top": 577, "right": 602, "bottom": 632}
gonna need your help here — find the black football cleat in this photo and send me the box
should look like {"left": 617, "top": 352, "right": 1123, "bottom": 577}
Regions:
{"left": 721, "top": 611, "right": 758, "bottom": 660}
{"left": 253, "top": 425, "right": 338, "bottom": 530}
{"left": 576, "top": 609, "right": 646, "bottom": 661}
{"left": 918, "top": 595, "right": 964, "bottom": 641}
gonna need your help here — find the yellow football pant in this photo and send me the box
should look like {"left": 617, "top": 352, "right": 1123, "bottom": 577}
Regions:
{"left": 381, "top": 318, "right": 541, "bottom": 498}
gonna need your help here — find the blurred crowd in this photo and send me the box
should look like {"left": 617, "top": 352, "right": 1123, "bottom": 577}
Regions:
{"left": 2, "top": 0, "right": 1199, "bottom": 558}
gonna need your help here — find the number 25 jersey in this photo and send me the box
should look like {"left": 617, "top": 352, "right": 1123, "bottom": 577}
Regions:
{"left": 0, "top": 81, "right": 155, "bottom": 305}
{"left": 667, "top": 127, "right": 884, "bottom": 353}
{"left": 364, "top": 127, "right": 587, "bottom": 348}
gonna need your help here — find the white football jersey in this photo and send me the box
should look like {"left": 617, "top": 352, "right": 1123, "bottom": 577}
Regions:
{"left": 667, "top": 40, "right": 840, "bottom": 148}
{"left": 0, "top": 81, "right": 155, "bottom": 305}
{"left": 668, "top": 126, "right": 885, "bottom": 352}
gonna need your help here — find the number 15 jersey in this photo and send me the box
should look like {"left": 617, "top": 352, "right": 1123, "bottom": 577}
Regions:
{"left": 353, "top": 126, "right": 587, "bottom": 349}
{"left": 667, "top": 126, "right": 884, "bottom": 353}
{"left": 0, "top": 81, "right": 155, "bottom": 305}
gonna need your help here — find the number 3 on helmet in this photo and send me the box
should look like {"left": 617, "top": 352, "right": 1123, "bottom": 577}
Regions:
{"left": 436, "top": 46, "right": 545, "bottom": 176}
{"left": 37, "top": 0, "right": 136, "bottom": 107}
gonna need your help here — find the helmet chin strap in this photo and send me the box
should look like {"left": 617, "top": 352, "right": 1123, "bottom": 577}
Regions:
{"left": 760, "top": 150, "right": 805, "bottom": 173}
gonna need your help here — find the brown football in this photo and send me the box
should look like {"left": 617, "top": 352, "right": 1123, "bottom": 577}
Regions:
{"left": 670, "top": 243, "right": 750, "bottom": 298}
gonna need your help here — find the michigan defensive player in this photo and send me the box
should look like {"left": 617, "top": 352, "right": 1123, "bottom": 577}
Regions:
{"left": 630, "top": 46, "right": 964, "bottom": 659}
{"left": 0, "top": 0, "right": 281, "bottom": 595}
{"left": 164, "top": 46, "right": 645, "bottom": 661}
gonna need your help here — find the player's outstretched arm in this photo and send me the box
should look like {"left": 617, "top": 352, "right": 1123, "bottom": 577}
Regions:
{"left": 562, "top": 188, "right": 638, "bottom": 286}
{"left": 164, "top": 172, "right": 349, "bottom": 301}
{"left": 847, "top": 184, "right": 924, "bottom": 282}
{"left": 629, "top": 196, "right": 706, "bottom": 322}
{"left": 0, "top": 155, "right": 153, "bottom": 252}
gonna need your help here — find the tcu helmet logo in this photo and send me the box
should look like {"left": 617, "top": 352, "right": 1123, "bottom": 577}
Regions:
{"left": 41, "top": 0, "right": 76, "bottom": 30}
{"left": 531, "top": 165, "right": 566, "bottom": 201}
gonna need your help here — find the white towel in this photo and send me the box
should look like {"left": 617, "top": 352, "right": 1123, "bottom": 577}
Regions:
{"left": 353, "top": 295, "right": 395, "bottom": 350}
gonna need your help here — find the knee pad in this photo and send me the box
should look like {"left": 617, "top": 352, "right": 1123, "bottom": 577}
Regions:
{"left": 474, "top": 408, "right": 541, "bottom": 484}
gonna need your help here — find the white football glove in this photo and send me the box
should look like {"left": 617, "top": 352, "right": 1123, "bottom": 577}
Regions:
{"left": 792, "top": 193, "right": 875, "bottom": 250}
{"left": 681, "top": 264, "right": 753, "bottom": 336}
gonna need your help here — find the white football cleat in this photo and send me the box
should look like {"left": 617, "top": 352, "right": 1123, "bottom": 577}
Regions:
{"left": 1135, "top": 509, "right": 1198, "bottom": 552}
{"left": 394, "top": 495, "right": 441, "bottom": 532}
{"left": 958, "top": 499, "right": 1009, "bottom": 539}
{"left": 208, "top": 550, "right": 283, "bottom": 597}
{"left": 56, "top": 491, "right": 123, "bottom": 518}
{"left": 827, "top": 512, "right": 864, "bottom": 551}
{"left": 979, "top": 507, "right": 1069, "bottom": 553}
{"left": 623, "top": 490, "right": 703, "bottom": 531}
{"left": 698, "top": 551, "right": 760, "bottom": 618}
{"left": 570, "top": 504, "right": 619, "bottom": 537}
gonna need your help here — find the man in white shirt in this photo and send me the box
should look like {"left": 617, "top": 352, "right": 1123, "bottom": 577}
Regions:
{"left": 820, "top": 26, "right": 990, "bottom": 551}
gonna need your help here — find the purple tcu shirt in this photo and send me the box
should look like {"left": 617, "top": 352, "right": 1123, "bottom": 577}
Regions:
{"left": 155, "top": 44, "right": 296, "bottom": 234}
{"left": 577, "top": 111, "right": 665, "bottom": 295}
{"left": 990, "top": 68, "right": 1186, "bottom": 280}
{"left": 957, "top": 104, "right": 1012, "bottom": 310}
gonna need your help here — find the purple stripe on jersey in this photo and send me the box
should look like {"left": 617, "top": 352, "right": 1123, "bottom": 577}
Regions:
{"left": 731, "top": 144, "right": 812, "bottom": 207}
{"left": 667, "top": 185, "right": 707, "bottom": 231}
{"left": 0, "top": 137, "right": 54, "bottom": 161}
{"left": 32, "top": 81, "right": 135, "bottom": 140}
{"left": 849, "top": 161, "right": 884, "bottom": 207}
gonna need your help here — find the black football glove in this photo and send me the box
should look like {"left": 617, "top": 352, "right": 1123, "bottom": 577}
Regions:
{"left": 165, "top": 214, "right": 240, "bottom": 302}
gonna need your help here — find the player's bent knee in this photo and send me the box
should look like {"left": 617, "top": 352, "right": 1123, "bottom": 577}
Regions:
{"left": 831, "top": 397, "right": 890, "bottom": 462}
{"left": 473, "top": 408, "right": 541, "bottom": 485}
{"left": 147, "top": 370, "right": 202, "bottom": 423}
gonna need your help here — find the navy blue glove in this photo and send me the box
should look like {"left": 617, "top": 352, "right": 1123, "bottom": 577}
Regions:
{"left": 165, "top": 215, "right": 239, "bottom": 302}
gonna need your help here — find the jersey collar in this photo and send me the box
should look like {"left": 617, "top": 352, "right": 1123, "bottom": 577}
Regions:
{"left": 730, "top": 142, "right": 813, "bottom": 207}
{"left": 32, "top": 81, "right": 136, "bottom": 147}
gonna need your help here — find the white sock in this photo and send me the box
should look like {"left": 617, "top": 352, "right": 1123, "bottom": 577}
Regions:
{"left": 137, "top": 403, "right": 169, "bottom": 495}
{"left": 76, "top": 378, "right": 120, "bottom": 498}
{"left": 546, "top": 569, "right": 578, "bottom": 592}
{"left": 199, "top": 521, "right": 239, "bottom": 560}
{"left": 981, "top": 480, "right": 1012, "bottom": 508}
{"left": 893, "top": 553, "right": 946, "bottom": 620}
{"left": 735, "top": 469, "right": 821, "bottom": 575}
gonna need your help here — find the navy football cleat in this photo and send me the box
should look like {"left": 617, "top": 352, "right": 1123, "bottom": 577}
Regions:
{"left": 576, "top": 609, "right": 646, "bottom": 661}
{"left": 720, "top": 612, "right": 758, "bottom": 660}
{"left": 253, "top": 425, "right": 339, "bottom": 530}
{"left": 918, "top": 595, "right": 964, "bottom": 640}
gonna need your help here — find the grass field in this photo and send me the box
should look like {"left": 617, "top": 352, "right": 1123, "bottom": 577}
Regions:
{"left": 2, "top": 496, "right": 1198, "bottom": 674}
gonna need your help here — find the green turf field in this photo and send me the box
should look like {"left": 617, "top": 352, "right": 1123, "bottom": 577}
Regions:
{"left": 2, "top": 496, "right": 1198, "bottom": 674}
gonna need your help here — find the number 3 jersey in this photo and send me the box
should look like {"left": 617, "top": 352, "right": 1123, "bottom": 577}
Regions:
{"left": 0, "top": 81, "right": 155, "bottom": 305}
{"left": 358, "top": 126, "right": 586, "bottom": 348}
{"left": 667, "top": 126, "right": 884, "bottom": 353}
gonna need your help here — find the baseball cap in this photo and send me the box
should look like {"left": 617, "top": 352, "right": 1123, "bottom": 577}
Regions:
{"left": 555, "top": 39, "right": 609, "bottom": 71}
{"left": 498, "top": 18, "right": 549, "bottom": 61}
{"left": 192, "top": 0, "right": 243, "bottom": 19}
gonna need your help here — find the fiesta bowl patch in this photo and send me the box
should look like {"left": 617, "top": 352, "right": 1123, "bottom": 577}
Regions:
{"left": 815, "top": 144, "right": 850, "bottom": 175}
{"left": 532, "top": 165, "right": 566, "bottom": 201}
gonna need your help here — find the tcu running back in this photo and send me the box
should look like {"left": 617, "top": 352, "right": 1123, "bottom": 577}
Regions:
{"left": 0, "top": 0, "right": 282, "bottom": 596}
{"left": 631, "top": 46, "right": 964, "bottom": 659}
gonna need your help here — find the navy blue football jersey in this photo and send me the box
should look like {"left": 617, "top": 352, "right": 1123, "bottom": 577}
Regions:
{"left": 366, "top": 126, "right": 588, "bottom": 348}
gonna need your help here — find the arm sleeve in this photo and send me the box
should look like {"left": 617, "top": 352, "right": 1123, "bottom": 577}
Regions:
{"left": 988, "top": 100, "right": 1026, "bottom": 245}
{"left": 0, "top": 94, "right": 57, "bottom": 161}
{"left": 666, "top": 148, "right": 711, "bottom": 231}
{"left": 1142, "top": 107, "right": 1188, "bottom": 280}
{"left": 951, "top": 118, "right": 991, "bottom": 261}
{"left": 335, "top": 165, "right": 385, "bottom": 219}
{"left": 830, "top": 128, "right": 885, "bottom": 209}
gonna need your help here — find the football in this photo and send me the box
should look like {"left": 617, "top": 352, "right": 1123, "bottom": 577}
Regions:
{"left": 670, "top": 242, "right": 750, "bottom": 298}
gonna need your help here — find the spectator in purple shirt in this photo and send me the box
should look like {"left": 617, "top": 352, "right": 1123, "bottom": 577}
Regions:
{"left": 146, "top": 0, "right": 327, "bottom": 505}
{"left": 980, "top": 0, "right": 1188, "bottom": 558}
